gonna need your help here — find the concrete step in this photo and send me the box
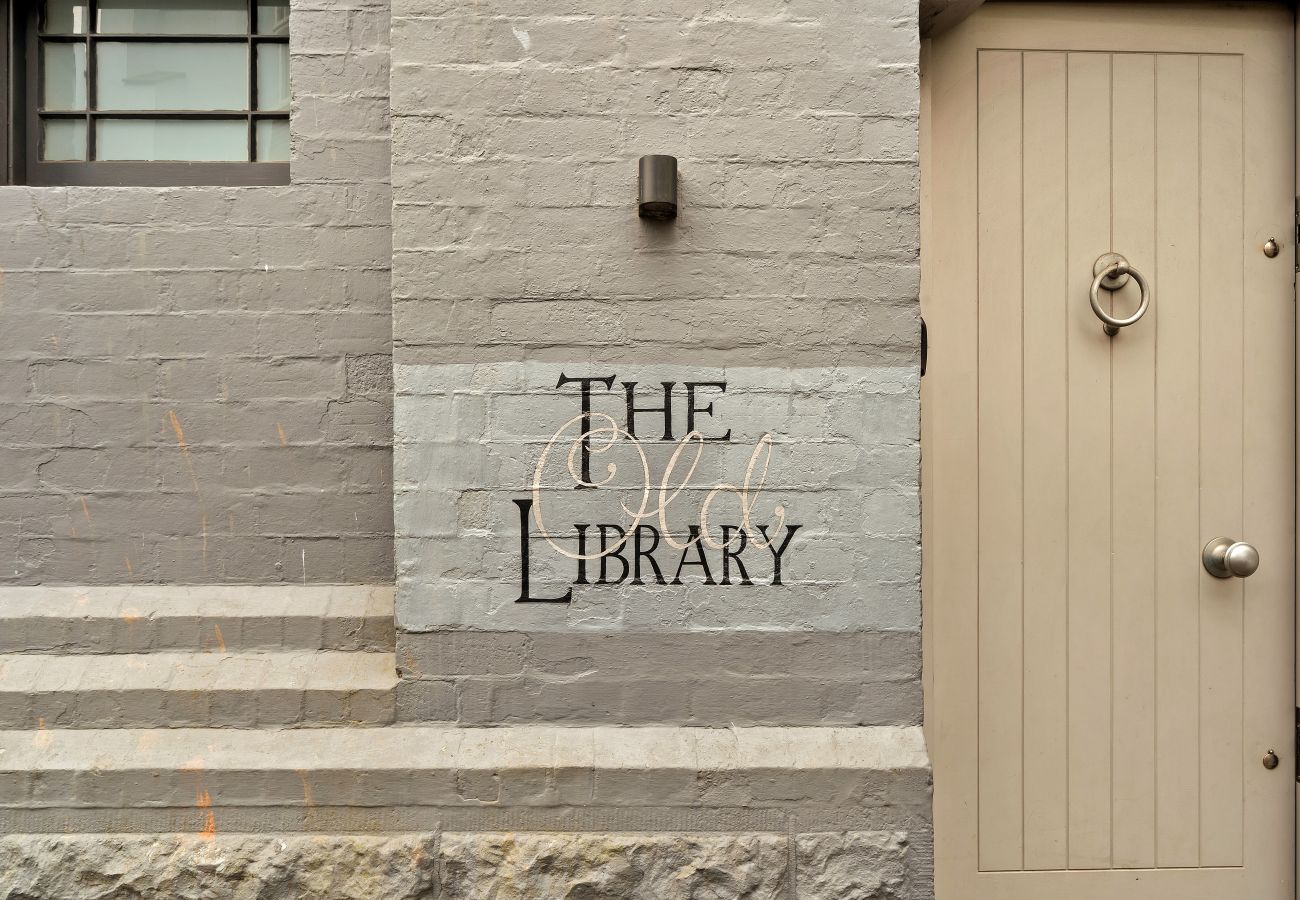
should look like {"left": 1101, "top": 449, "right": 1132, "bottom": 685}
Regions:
{"left": 0, "top": 586, "right": 394, "bottom": 654}
{"left": 0, "top": 725, "right": 930, "bottom": 834}
{"left": 0, "top": 651, "right": 397, "bottom": 729}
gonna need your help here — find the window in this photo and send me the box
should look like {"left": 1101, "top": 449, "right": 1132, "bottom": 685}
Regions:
{"left": 10, "top": 0, "right": 289, "bottom": 185}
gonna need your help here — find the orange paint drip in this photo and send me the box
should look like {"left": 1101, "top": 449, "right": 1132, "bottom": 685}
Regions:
{"left": 213, "top": 624, "right": 226, "bottom": 653}
{"left": 124, "top": 556, "right": 135, "bottom": 576}
{"left": 275, "top": 423, "right": 288, "bottom": 446}
{"left": 167, "top": 410, "right": 202, "bottom": 495}
{"left": 196, "top": 789, "right": 216, "bottom": 840}
{"left": 80, "top": 497, "right": 92, "bottom": 523}
{"left": 168, "top": 410, "right": 209, "bottom": 548}
{"left": 32, "top": 719, "right": 51, "bottom": 749}
{"left": 168, "top": 410, "right": 189, "bottom": 451}
{"left": 295, "top": 770, "right": 315, "bottom": 807}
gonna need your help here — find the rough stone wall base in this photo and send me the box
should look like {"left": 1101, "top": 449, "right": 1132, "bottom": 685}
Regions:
{"left": 0, "top": 831, "right": 926, "bottom": 899}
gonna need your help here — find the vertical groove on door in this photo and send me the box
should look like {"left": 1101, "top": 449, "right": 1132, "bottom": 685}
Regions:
{"left": 1020, "top": 49, "right": 1069, "bottom": 873}
{"left": 1152, "top": 51, "right": 1202, "bottom": 870}
{"left": 1065, "top": 50, "right": 1114, "bottom": 871}
{"left": 1196, "top": 52, "right": 1245, "bottom": 869}
{"left": 1109, "top": 52, "right": 1158, "bottom": 870}
{"left": 976, "top": 48, "right": 1026, "bottom": 873}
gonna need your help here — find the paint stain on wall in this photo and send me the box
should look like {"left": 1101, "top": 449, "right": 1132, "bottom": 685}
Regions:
{"left": 197, "top": 789, "right": 216, "bottom": 840}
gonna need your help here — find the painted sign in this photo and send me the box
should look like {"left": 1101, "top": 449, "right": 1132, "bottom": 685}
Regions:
{"left": 513, "top": 374, "right": 801, "bottom": 603}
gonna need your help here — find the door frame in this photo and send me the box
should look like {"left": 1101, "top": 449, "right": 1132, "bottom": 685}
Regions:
{"left": 918, "top": 3, "right": 1299, "bottom": 896}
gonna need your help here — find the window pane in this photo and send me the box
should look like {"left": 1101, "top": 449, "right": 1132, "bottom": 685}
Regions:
{"left": 42, "top": 119, "right": 87, "bottom": 160}
{"left": 96, "top": 119, "right": 248, "bottom": 160}
{"left": 256, "top": 44, "right": 289, "bottom": 110}
{"left": 43, "top": 42, "right": 88, "bottom": 110}
{"left": 256, "top": 0, "right": 288, "bottom": 35}
{"left": 255, "top": 118, "right": 288, "bottom": 161}
{"left": 43, "top": 0, "right": 89, "bottom": 33}
{"left": 97, "top": 42, "right": 248, "bottom": 110}
{"left": 97, "top": 0, "right": 246, "bottom": 34}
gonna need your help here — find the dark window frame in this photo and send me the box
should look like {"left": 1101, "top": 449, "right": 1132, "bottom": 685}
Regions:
{"left": 14, "top": 0, "right": 289, "bottom": 186}
{"left": 2, "top": 0, "right": 16, "bottom": 183}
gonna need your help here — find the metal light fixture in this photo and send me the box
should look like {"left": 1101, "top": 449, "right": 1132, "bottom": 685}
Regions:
{"left": 638, "top": 155, "right": 677, "bottom": 220}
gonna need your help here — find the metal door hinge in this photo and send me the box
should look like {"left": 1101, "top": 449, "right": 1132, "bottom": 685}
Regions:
{"left": 920, "top": 317, "right": 928, "bottom": 377}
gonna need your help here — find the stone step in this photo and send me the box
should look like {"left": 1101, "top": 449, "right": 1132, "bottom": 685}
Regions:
{"left": 0, "top": 651, "right": 397, "bottom": 729}
{"left": 0, "top": 725, "right": 930, "bottom": 833}
{"left": 0, "top": 725, "right": 932, "bottom": 899}
{"left": 0, "top": 585, "right": 395, "bottom": 654}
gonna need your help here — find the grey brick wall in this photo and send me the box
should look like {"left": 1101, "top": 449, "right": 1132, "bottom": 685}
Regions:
{"left": 0, "top": 0, "right": 393, "bottom": 584}
{"left": 390, "top": 0, "right": 922, "bottom": 725}
{"left": 390, "top": 1, "right": 919, "bottom": 366}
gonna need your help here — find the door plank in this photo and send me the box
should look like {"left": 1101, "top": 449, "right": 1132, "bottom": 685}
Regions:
{"left": 1108, "top": 51, "right": 1158, "bottom": 870}
{"left": 1152, "top": 51, "right": 1202, "bottom": 870}
{"left": 1065, "top": 50, "right": 1114, "bottom": 871}
{"left": 1238, "top": 13, "right": 1296, "bottom": 887}
{"left": 925, "top": 18, "right": 983, "bottom": 887}
{"left": 1196, "top": 52, "right": 1245, "bottom": 870}
{"left": 1020, "top": 49, "right": 1070, "bottom": 873}
{"left": 976, "top": 48, "right": 1026, "bottom": 873}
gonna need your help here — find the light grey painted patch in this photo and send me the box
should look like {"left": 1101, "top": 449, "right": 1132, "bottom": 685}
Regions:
{"left": 394, "top": 363, "right": 919, "bottom": 634}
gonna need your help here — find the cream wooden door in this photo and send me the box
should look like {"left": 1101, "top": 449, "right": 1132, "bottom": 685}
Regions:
{"left": 922, "top": 4, "right": 1295, "bottom": 898}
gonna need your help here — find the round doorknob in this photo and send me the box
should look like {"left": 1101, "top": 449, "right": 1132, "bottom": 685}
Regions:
{"left": 1202, "top": 538, "right": 1260, "bottom": 579}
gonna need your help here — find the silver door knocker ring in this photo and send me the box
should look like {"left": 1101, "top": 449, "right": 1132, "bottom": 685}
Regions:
{"left": 1090, "top": 253, "right": 1151, "bottom": 337}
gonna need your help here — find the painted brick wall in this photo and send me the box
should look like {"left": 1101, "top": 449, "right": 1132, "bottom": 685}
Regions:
{"left": 0, "top": 0, "right": 393, "bottom": 584}
{"left": 390, "top": 0, "right": 922, "bottom": 724}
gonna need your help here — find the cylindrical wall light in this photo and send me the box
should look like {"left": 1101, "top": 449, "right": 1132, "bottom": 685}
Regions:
{"left": 638, "top": 155, "right": 678, "bottom": 220}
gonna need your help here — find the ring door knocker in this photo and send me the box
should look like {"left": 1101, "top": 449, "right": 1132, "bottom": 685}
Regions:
{"left": 1090, "top": 252, "right": 1151, "bottom": 336}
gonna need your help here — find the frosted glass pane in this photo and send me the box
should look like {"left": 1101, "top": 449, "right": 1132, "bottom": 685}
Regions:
{"left": 255, "top": 119, "right": 288, "bottom": 161}
{"left": 256, "top": 0, "right": 288, "bottom": 35}
{"left": 256, "top": 44, "right": 289, "bottom": 110}
{"left": 44, "top": 0, "right": 88, "bottom": 33}
{"left": 43, "top": 42, "right": 87, "bottom": 110}
{"left": 97, "top": 0, "right": 246, "bottom": 34}
{"left": 97, "top": 119, "right": 248, "bottom": 160}
{"left": 97, "top": 42, "right": 248, "bottom": 110}
{"left": 43, "top": 119, "right": 87, "bottom": 160}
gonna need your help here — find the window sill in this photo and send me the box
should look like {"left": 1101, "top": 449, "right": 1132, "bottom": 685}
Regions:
{"left": 25, "top": 161, "right": 290, "bottom": 187}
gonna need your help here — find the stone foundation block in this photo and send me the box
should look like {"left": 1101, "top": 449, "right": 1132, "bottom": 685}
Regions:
{"left": 0, "top": 830, "right": 930, "bottom": 898}
{"left": 438, "top": 831, "right": 789, "bottom": 900}
{"left": 796, "top": 831, "right": 916, "bottom": 899}
{"left": 0, "top": 834, "right": 439, "bottom": 899}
